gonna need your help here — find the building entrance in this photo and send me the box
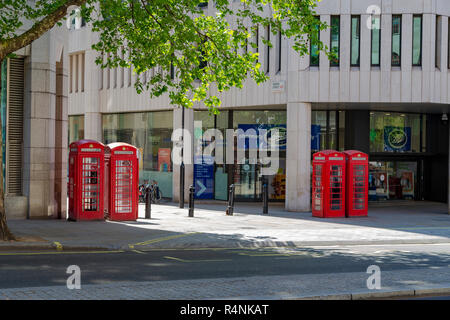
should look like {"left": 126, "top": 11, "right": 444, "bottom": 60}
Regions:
{"left": 369, "top": 161, "right": 417, "bottom": 201}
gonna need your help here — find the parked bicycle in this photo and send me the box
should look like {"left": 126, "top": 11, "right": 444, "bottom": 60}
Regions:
{"left": 149, "top": 180, "right": 162, "bottom": 204}
{"left": 138, "top": 180, "right": 162, "bottom": 204}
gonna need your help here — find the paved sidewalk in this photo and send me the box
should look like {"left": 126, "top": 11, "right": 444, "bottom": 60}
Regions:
{"left": 3, "top": 201, "right": 450, "bottom": 251}
{"left": 1, "top": 267, "right": 450, "bottom": 300}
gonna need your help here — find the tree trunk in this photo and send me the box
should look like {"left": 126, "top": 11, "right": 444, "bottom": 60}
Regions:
{"left": 0, "top": 59, "right": 15, "bottom": 241}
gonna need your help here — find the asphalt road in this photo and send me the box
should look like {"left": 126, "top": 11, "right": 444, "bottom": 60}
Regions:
{"left": 1, "top": 243, "right": 450, "bottom": 290}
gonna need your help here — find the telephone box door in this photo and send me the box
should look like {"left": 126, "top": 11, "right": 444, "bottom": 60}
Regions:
{"left": 344, "top": 151, "right": 369, "bottom": 217}
{"left": 106, "top": 143, "right": 139, "bottom": 221}
{"left": 312, "top": 162, "right": 324, "bottom": 217}
{"left": 112, "top": 158, "right": 133, "bottom": 217}
{"left": 68, "top": 140, "right": 105, "bottom": 221}
{"left": 328, "top": 161, "right": 345, "bottom": 217}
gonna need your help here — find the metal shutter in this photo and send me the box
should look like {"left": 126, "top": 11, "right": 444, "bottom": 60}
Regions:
{"left": 7, "top": 57, "right": 24, "bottom": 195}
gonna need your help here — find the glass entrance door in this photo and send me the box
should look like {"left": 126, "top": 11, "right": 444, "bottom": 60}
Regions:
{"left": 234, "top": 162, "right": 261, "bottom": 200}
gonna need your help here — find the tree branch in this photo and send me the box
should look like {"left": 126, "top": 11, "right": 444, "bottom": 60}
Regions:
{"left": 0, "top": 0, "right": 87, "bottom": 60}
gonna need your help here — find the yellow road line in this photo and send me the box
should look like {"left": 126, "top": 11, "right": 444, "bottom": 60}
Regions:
{"left": 0, "top": 250, "right": 125, "bottom": 256}
{"left": 164, "top": 256, "right": 188, "bottom": 262}
{"left": 164, "top": 256, "right": 232, "bottom": 263}
{"left": 129, "top": 232, "right": 200, "bottom": 248}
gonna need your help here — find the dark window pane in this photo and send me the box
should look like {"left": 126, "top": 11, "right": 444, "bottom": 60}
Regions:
{"left": 351, "top": 16, "right": 360, "bottom": 66}
{"left": 413, "top": 16, "right": 422, "bottom": 66}
{"left": 392, "top": 15, "right": 402, "bottom": 66}
{"left": 330, "top": 16, "right": 340, "bottom": 66}
{"left": 310, "top": 18, "right": 320, "bottom": 66}
{"left": 371, "top": 17, "right": 381, "bottom": 66}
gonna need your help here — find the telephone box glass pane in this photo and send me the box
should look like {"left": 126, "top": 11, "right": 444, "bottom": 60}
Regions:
{"left": 82, "top": 157, "right": 99, "bottom": 212}
{"left": 313, "top": 164, "right": 323, "bottom": 211}
{"left": 353, "top": 164, "right": 366, "bottom": 210}
{"left": 330, "top": 165, "right": 343, "bottom": 210}
{"left": 115, "top": 159, "right": 132, "bottom": 213}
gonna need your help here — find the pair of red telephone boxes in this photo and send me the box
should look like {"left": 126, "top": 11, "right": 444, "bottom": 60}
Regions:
{"left": 312, "top": 150, "right": 368, "bottom": 218}
{"left": 68, "top": 140, "right": 139, "bottom": 221}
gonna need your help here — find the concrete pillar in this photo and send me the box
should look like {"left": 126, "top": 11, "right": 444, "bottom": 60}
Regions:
{"left": 285, "top": 102, "right": 311, "bottom": 212}
{"left": 172, "top": 107, "right": 194, "bottom": 203}
{"left": 83, "top": 50, "right": 102, "bottom": 141}
{"left": 22, "top": 33, "right": 58, "bottom": 218}
{"left": 54, "top": 59, "right": 68, "bottom": 219}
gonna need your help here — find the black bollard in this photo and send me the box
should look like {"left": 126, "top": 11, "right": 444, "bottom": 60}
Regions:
{"left": 262, "top": 179, "right": 268, "bottom": 214}
{"left": 188, "top": 184, "right": 195, "bottom": 217}
{"left": 179, "top": 162, "right": 185, "bottom": 209}
{"left": 226, "top": 184, "right": 235, "bottom": 216}
{"left": 145, "top": 186, "right": 151, "bottom": 219}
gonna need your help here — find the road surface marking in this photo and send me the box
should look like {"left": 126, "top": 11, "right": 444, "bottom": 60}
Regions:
{"left": 0, "top": 250, "right": 124, "bottom": 256}
{"left": 129, "top": 232, "right": 200, "bottom": 249}
{"left": 163, "top": 256, "right": 231, "bottom": 263}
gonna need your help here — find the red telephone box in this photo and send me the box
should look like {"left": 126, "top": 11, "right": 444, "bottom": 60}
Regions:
{"left": 104, "top": 143, "right": 139, "bottom": 221}
{"left": 343, "top": 150, "right": 369, "bottom": 217}
{"left": 68, "top": 140, "right": 105, "bottom": 221}
{"left": 312, "top": 150, "right": 346, "bottom": 218}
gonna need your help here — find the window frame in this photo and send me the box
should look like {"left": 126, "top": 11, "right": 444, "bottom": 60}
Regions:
{"left": 350, "top": 15, "right": 361, "bottom": 67}
{"left": 371, "top": 15, "right": 381, "bottom": 67}
{"left": 391, "top": 15, "right": 402, "bottom": 67}
{"left": 330, "top": 15, "right": 340, "bottom": 67}
{"left": 412, "top": 15, "right": 423, "bottom": 67}
{"left": 309, "top": 16, "right": 321, "bottom": 67}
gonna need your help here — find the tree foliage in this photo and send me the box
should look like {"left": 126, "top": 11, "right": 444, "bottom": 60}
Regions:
{"left": 1, "top": 1, "right": 329, "bottom": 113}
{"left": 0, "top": 0, "right": 327, "bottom": 239}
{"left": 90, "top": 0, "right": 328, "bottom": 113}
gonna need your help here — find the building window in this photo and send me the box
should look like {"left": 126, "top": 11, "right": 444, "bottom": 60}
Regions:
{"left": 265, "top": 25, "right": 270, "bottom": 74}
{"left": 392, "top": 15, "right": 402, "bottom": 67}
{"left": 350, "top": 16, "right": 360, "bottom": 67}
{"left": 412, "top": 15, "right": 422, "bottom": 66}
{"left": 311, "top": 111, "right": 345, "bottom": 152}
{"left": 369, "top": 112, "right": 425, "bottom": 153}
{"left": 67, "top": 9, "right": 86, "bottom": 30}
{"left": 448, "top": 17, "right": 450, "bottom": 69}
{"left": 310, "top": 17, "right": 320, "bottom": 67}
{"left": 69, "top": 52, "right": 85, "bottom": 93}
{"left": 68, "top": 115, "right": 85, "bottom": 144}
{"left": 371, "top": 16, "right": 381, "bottom": 66}
{"left": 330, "top": 16, "right": 340, "bottom": 67}
{"left": 253, "top": 25, "right": 259, "bottom": 64}
{"left": 276, "top": 31, "right": 282, "bottom": 73}
{"left": 436, "top": 15, "right": 442, "bottom": 69}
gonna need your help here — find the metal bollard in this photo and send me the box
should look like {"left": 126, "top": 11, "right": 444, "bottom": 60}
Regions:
{"left": 226, "top": 184, "right": 235, "bottom": 216}
{"left": 188, "top": 184, "right": 195, "bottom": 217}
{"left": 145, "top": 186, "right": 152, "bottom": 219}
{"left": 262, "top": 178, "right": 268, "bottom": 215}
{"left": 179, "top": 162, "right": 185, "bottom": 209}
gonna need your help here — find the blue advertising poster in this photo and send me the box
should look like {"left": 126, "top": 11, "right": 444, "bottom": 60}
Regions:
{"left": 311, "top": 125, "right": 321, "bottom": 151}
{"left": 384, "top": 127, "right": 411, "bottom": 152}
{"left": 237, "top": 124, "right": 287, "bottom": 150}
{"left": 194, "top": 155, "right": 214, "bottom": 199}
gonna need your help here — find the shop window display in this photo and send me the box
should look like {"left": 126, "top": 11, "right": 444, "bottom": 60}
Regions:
{"left": 369, "top": 112, "right": 425, "bottom": 153}
{"left": 102, "top": 111, "right": 173, "bottom": 198}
